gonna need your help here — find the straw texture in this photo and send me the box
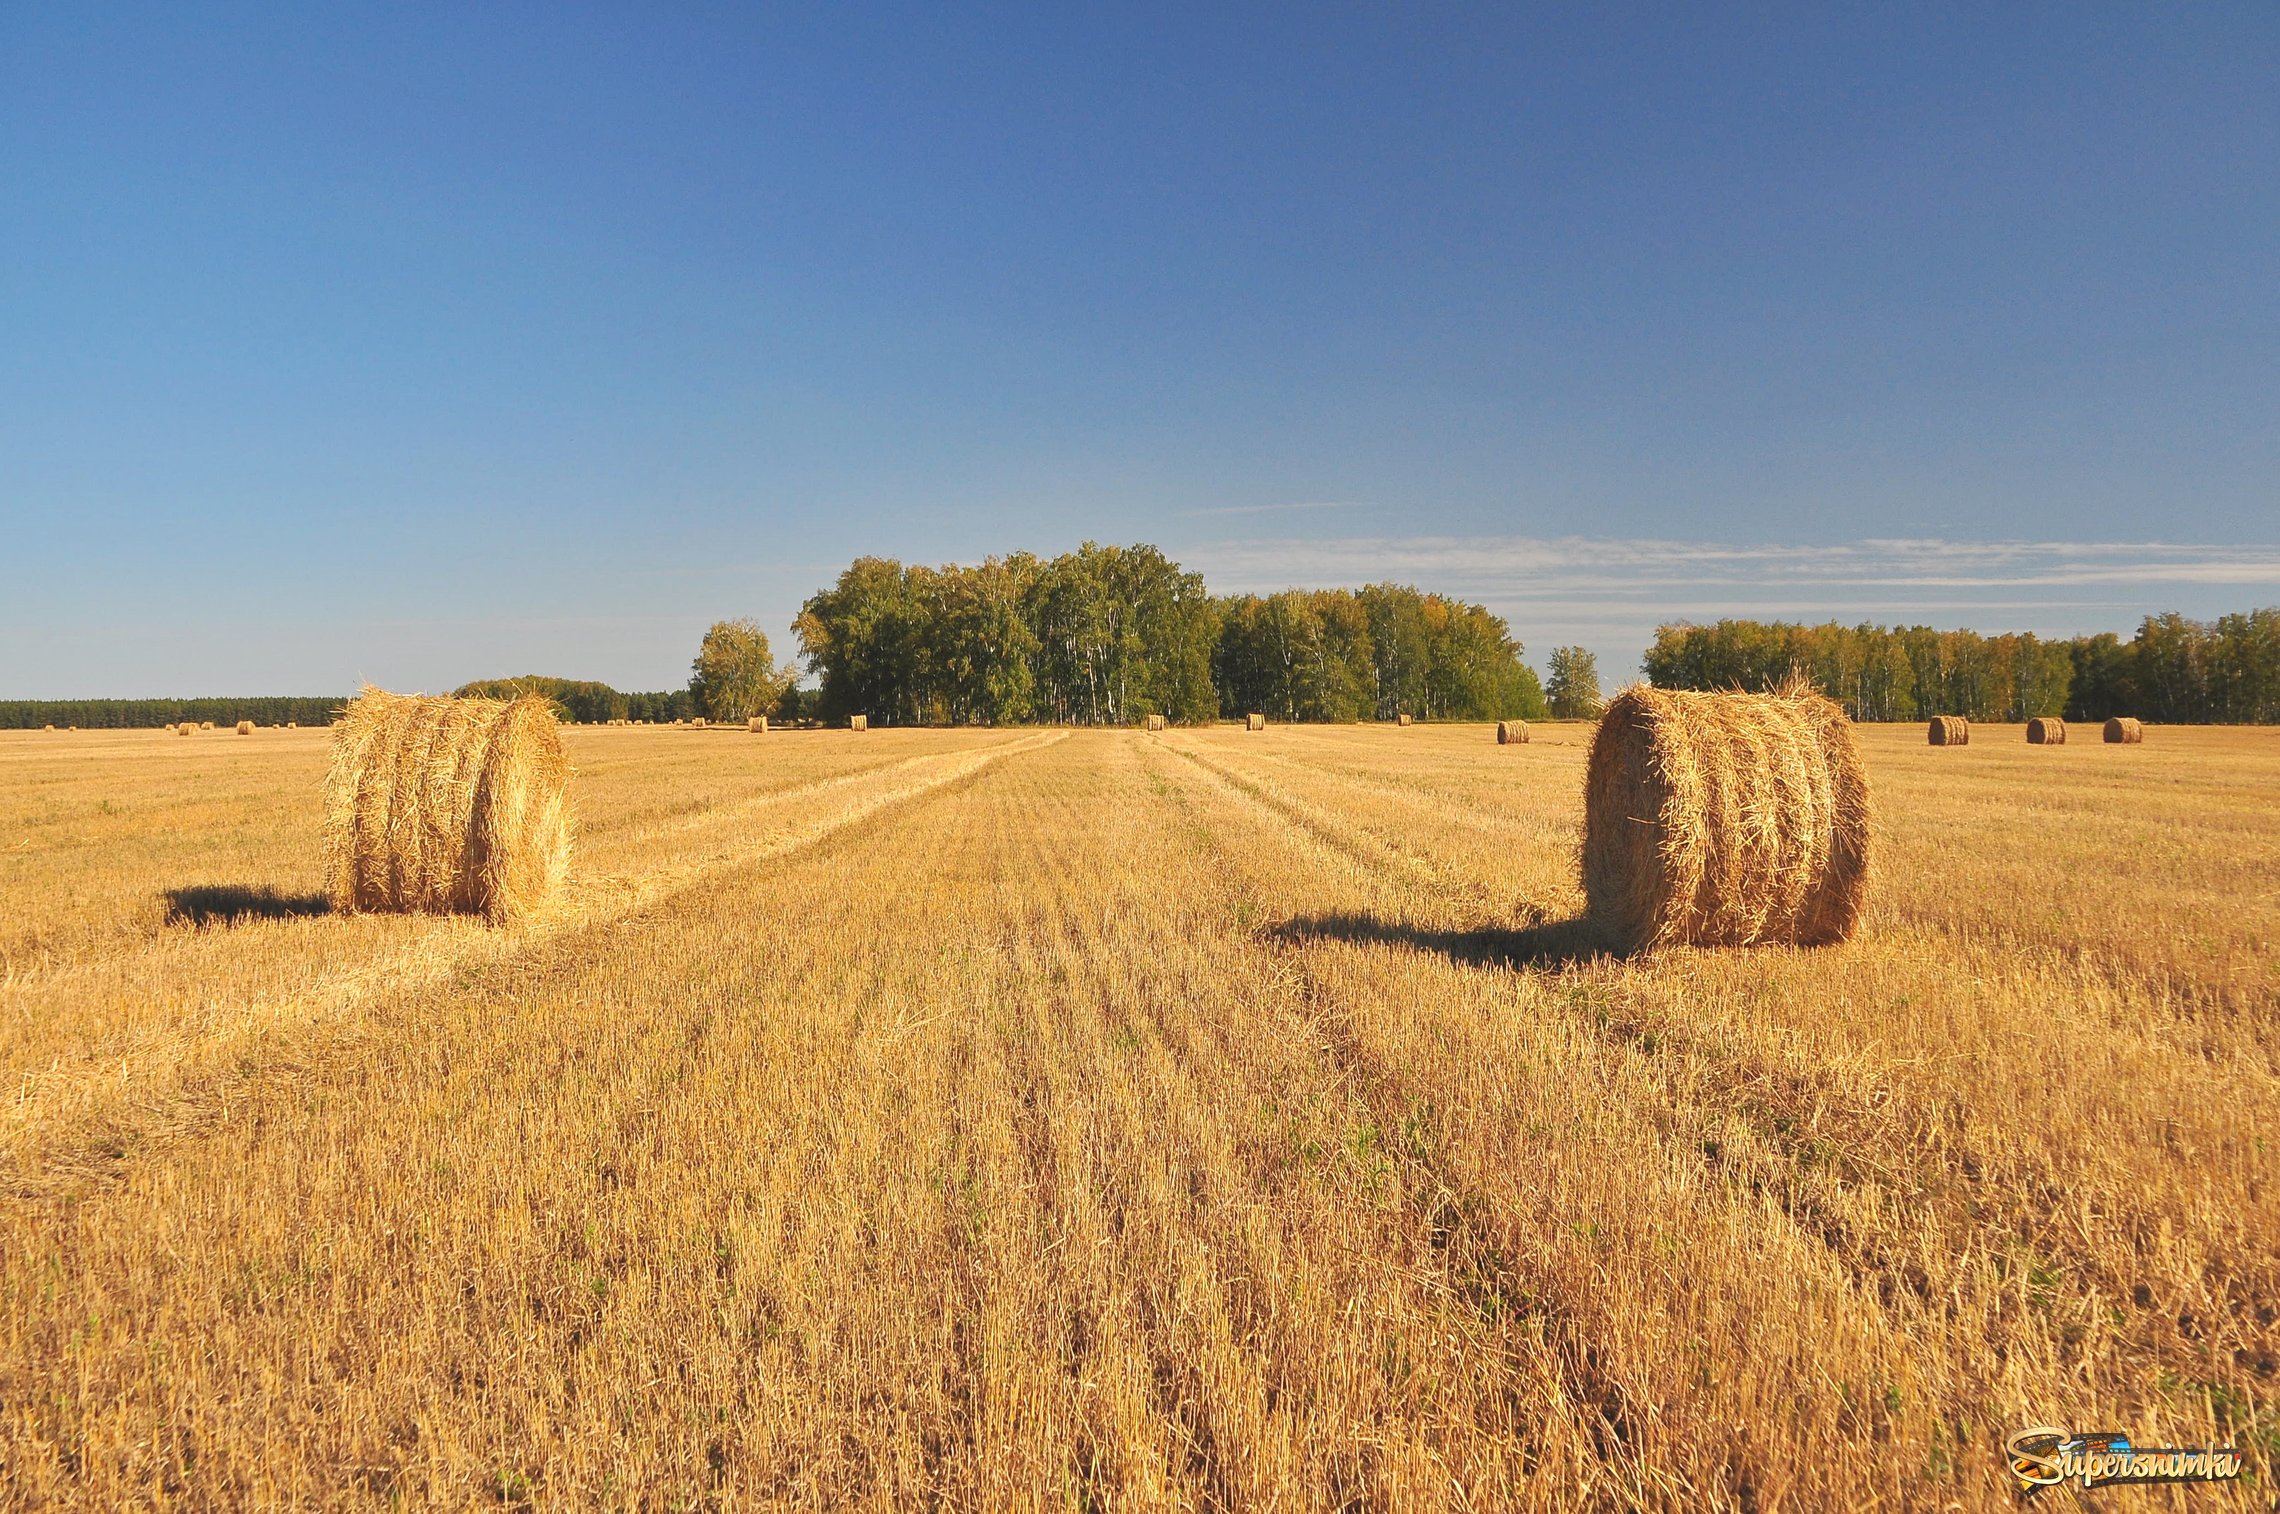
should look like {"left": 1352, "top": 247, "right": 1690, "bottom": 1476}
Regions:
{"left": 322, "top": 688, "right": 571, "bottom": 924}
{"left": 1582, "top": 682, "right": 1871, "bottom": 951}
{"left": 1496, "top": 721, "right": 1528, "bottom": 745}
{"left": 1927, "top": 716, "right": 1969, "bottom": 746}
{"left": 1246, "top": 713, "right": 1265, "bottom": 732}
{"left": 2103, "top": 717, "right": 2143, "bottom": 744}
{"left": 2027, "top": 718, "right": 2067, "bottom": 745}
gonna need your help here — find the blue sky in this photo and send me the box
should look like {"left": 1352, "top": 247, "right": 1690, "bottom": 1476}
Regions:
{"left": 4, "top": 4, "right": 2275, "bottom": 696}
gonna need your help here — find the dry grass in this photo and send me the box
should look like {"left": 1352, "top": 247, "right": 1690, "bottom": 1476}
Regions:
{"left": 2028, "top": 717, "right": 2067, "bottom": 745}
{"left": 1581, "top": 684, "right": 1870, "bottom": 950}
{"left": 2107, "top": 717, "right": 2146, "bottom": 744}
{"left": 1928, "top": 715, "right": 1969, "bottom": 745}
{"left": 322, "top": 688, "right": 571, "bottom": 924}
{"left": 0, "top": 722, "right": 2274, "bottom": 1509}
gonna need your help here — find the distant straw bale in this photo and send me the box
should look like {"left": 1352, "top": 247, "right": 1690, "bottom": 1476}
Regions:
{"left": 287, "top": 721, "right": 298, "bottom": 729}
{"left": 1927, "top": 716, "right": 1969, "bottom": 746}
{"left": 748, "top": 715, "right": 769, "bottom": 732}
{"left": 199, "top": 721, "right": 215, "bottom": 730}
{"left": 322, "top": 687, "right": 571, "bottom": 924}
{"left": 176, "top": 724, "right": 193, "bottom": 737}
{"left": 2103, "top": 717, "right": 2143, "bottom": 744}
{"left": 850, "top": 715, "right": 869, "bottom": 732}
{"left": 1582, "top": 681, "right": 1871, "bottom": 951}
{"left": 2027, "top": 718, "right": 2066, "bottom": 745}
{"left": 1246, "top": 713, "right": 1265, "bottom": 732}
{"left": 1145, "top": 714, "right": 1166, "bottom": 732}
{"left": 236, "top": 720, "right": 254, "bottom": 735}
{"left": 1396, "top": 713, "right": 1412, "bottom": 727}
{"left": 42, "top": 724, "right": 54, "bottom": 732}
{"left": 1497, "top": 720, "right": 1528, "bottom": 745}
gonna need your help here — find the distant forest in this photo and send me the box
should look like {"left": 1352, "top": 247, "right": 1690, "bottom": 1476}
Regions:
{"left": 1646, "top": 609, "right": 2280, "bottom": 723}
{"left": 7, "top": 552, "right": 2273, "bottom": 727}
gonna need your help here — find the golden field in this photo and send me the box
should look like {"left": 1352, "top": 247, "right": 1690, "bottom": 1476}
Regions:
{"left": 0, "top": 721, "right": 2274, "bottom": 1510}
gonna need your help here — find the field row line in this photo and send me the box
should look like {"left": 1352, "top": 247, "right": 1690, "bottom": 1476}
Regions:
{"left": 2, "top": 730, "right": 1066, "bottom": 1197}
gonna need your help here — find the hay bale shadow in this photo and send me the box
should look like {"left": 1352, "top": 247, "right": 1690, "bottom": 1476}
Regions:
{"left": 164, "top": 885, "right": 332, "bottom": 928}
{"left": 1271, "top": 910, "right": 1627, "bottom": 971}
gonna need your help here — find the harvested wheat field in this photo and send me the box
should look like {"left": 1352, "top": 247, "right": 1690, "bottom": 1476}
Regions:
{"left": 0, "top": 721, "right": 2274, "bottom": 1509}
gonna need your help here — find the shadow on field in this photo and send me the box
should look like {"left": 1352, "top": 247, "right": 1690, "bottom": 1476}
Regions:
{"left": 164, "top": 884, "right": 332, "bottom": 928}
{"left": 1272, "top": 910, "right": 1625, "bottom": 971}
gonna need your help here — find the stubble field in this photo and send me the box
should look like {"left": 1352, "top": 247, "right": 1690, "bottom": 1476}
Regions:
{"left": 1, "top": 720, "right": 2275, "bottom": 1510}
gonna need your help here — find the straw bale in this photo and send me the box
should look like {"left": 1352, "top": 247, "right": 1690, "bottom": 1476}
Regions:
{"left": 1582, "top": 682, "right": 1870, "bottom": 950}
{"left": 322, "top": 687, "right": 571, "bottom": 923}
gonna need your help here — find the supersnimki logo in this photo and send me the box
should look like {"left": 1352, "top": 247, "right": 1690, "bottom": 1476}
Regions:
{"left": 2006, "top": 1425, "right": 2244, "bottom": 1492}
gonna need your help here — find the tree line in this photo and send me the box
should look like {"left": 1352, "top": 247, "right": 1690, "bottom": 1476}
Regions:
{"left": 0, "top": 696, "right": 343, "bottom": 730}
{"left": 787, "top": 543, "right": 1548, "bottom": 725}
{"left": 1643, "top": 609, "right": 2280, "bottom": 723}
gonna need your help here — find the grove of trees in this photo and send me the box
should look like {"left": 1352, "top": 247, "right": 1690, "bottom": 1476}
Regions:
{"left": 1642, "top": 609, "right": 2280, "bottom": 723}
{"left": 792, "top": 544, "right": 1545, "bottom": 726}
{"left": 1545, "top": 647, "right": 1603, "bottom": 719}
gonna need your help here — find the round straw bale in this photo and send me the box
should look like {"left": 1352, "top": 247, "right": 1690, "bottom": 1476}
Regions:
{"left": 236, "top": 720, "right": 254, "bottom": 735}
{"left": 1582, "top": 683, "right": 1870, "bottom": 951}
{"left": 322, "top": 687, "right": 571, "bottom": 923}
{"left": 1927, "top": 715, "right": 1969, "bottom": 746}
{"left": 42, "top": 724, "right": 54, "bottom": 732}
{"left": 2102, "top": 716, "right": 2143, "bottom": 744}
{"left": 2026, "top": 717, "right": 2066, "bottom": 745}
{"left": 849, "top": 714, "right": 869, "bottom": 731}
{"left": 1497, "top": 720, "right": 1528, "bottom": 745}
{"left": 748, "top": 715, "right": 768, "bottom": 732}
{"left": 177, "top": 724, "right": 193, "bottom": 736}
{"left": 287, "top": 721, "right": 298, "bottom": 729}
{"left": 199, "top": 721, "right": 215, "bottom": 730}
{"left": 1396, "top": 713, "right": 1412, "bottom": 727}
{"left": 1246, "top": 712, "right": 1265, "bottom": 732}
{"left": 1145, "top": 713, "right": 1166, "bottom": 732}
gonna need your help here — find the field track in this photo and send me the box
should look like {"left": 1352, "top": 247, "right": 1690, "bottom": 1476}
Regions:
{"left": 1, "top": 723, "right": 2275, "bottom": 1508}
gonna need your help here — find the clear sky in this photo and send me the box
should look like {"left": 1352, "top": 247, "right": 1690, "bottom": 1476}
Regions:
{"left": 4, "top": 4, "right": 2275, "bottom": 696}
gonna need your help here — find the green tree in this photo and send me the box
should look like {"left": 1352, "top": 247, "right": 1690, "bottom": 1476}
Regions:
{"left": 689, "top": 619, "right": 790, "bottom": 722}
{"left": 1545, "top": 646, "right": 1603, "bottom": 720}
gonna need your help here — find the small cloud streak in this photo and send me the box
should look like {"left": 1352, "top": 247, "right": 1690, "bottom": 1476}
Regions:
{"left": 1175, "top": 501, "right": 1367, "bottom": 519}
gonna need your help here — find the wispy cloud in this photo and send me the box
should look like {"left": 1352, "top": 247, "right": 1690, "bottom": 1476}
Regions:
{"left": 1175, "top": 501, "right": 1367, "bottom": 519}
{"left": 1189, "top": 536, "right": 2280, "bottom": 595}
